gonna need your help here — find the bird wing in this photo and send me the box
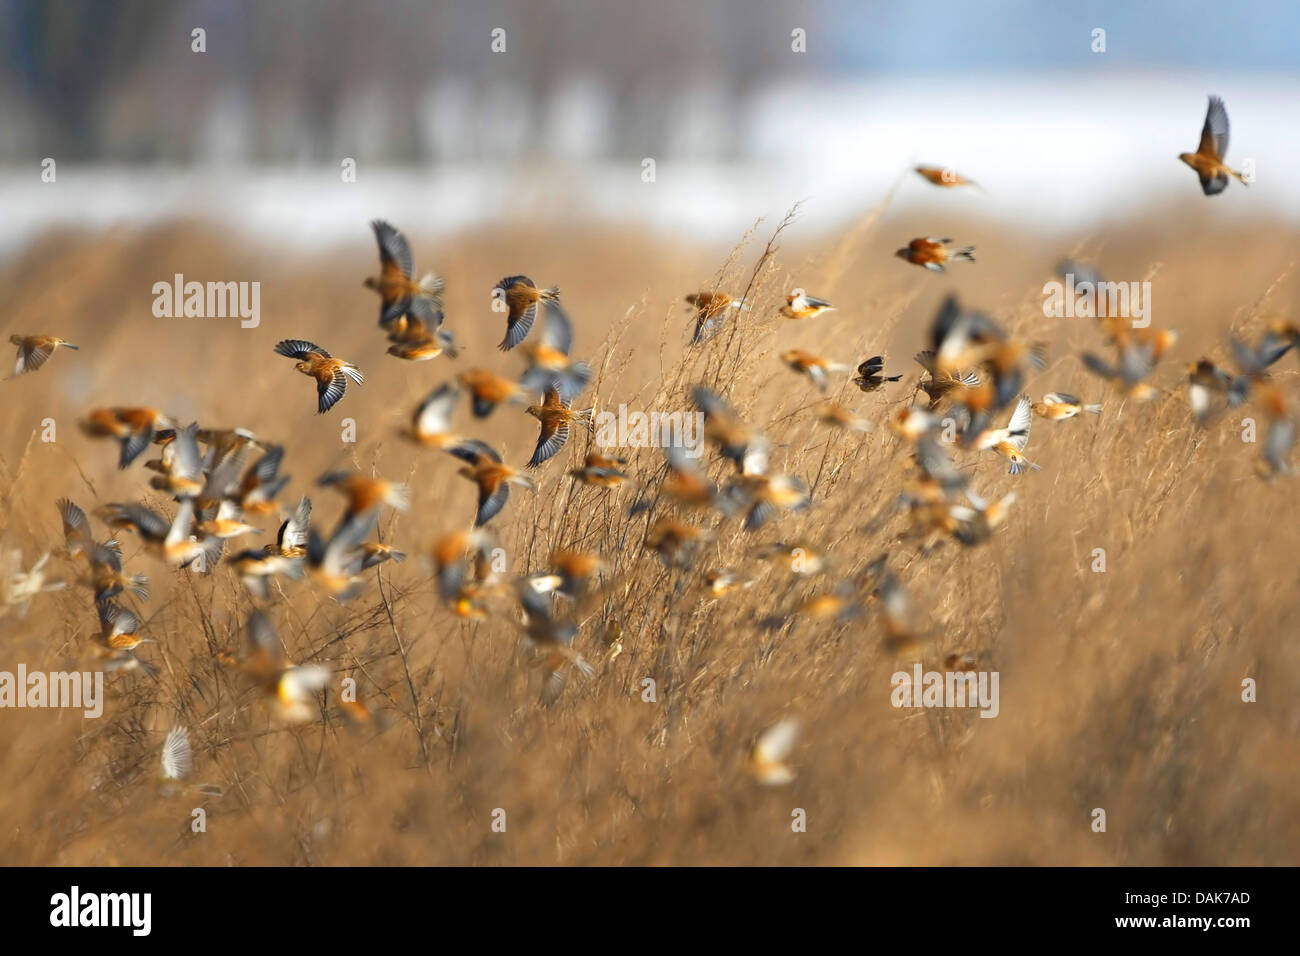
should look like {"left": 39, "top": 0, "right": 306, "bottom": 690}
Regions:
{"left": 447, "top": 438, "right": 502, "bottom": 465}
{"left": 274, "top": 339, "right": 330, "bottom": 360}
{"left": 1199, "top": 95, "right": 1229, "bottom": 160}
{"left": 58, "top": 498, "right": 92, "bottom": 550}
{"left": 858, "top": 355, "right": 885, "bottom": 377}
{"left": 1042, "top": 392, "right": 1079, "bottom": 406}
{"left": 16, "top": 340, "right": 54, "bottom": 374}
{"left": 317, "top": 369, "right": 348, "bottom": 414}
{"left": 170, "top": 423, "right": 204, "bottom": 483}
{"left": 277, "top": 495, "right": 312, "bottom": 553}
{"left": 538, "top": 299, "right": 574, "bottom": 354}
{"left": 414, "top": 382, "right": 460, "bottom": 437}
{"left": 1081, "top": 352, "right": 1119, "bottom": 381}
{"left": 475, "top": 475, "right": 511, "bottom": 526}
{"left": 753, "top": 718, "right": 800, "bottom": 765}
{"left": 1118, "top": 343, "right": 1155, "bottom": 385}
{"left": 529, "top": 417, "right": 570, "bottom": 468}
{"left": 164, "top": 498, "right": 197, "bottom": 547}
{"left": 160, "top": 725, "right": 192, "bottom": 781}
{"left": 1005, "top": 396, "right": 1034, "bottom": 451}
{"left": 371, "top": 219, "right": 414, "bottom": 280}
{"left": 496, "top": 276, "right": 539, "bottom": 350}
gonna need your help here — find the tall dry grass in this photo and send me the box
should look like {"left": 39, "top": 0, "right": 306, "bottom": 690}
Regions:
{"left": 1, "top": 200, "right": 1298, "bottom": 865}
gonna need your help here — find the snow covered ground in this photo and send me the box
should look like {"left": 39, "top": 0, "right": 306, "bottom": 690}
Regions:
{"left": 2, "top": 73, "right": 1296, "bottom": 255}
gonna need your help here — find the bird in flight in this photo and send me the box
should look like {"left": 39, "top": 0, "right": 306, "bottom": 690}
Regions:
{"left": 80, "top": 407, "right": 174, "bottom": 469}
{"left": 748, "top": 718, "right": 800, "bottom": 786}
{"left": 494, "top": 275, "right": 566, "bottom": 351}
{"left": 914, "top": 166, "right": 980, "bottom": 189}
{"left": 273, "top": 339, "right": 364, "bottom": 414}
{"left": 1032, "top": 393, "right": 1102, "bottom": 421}
{"left": 780, "top": 349, "right": 852, "bottom": 392}
{"left": 686, "top": 291, "right": 746, "bottom": 343}
{"left": 364, "top": 219, "right": 444, "bottom": 329}
{"left": 525, "top": 387, "right": 595, "bottom": 468}
{"left": 853, "top": 355, "right": 903, "bottom": 393}
{"left": 450, "top": 439, "right": 537, "bottom": 527}
{"left": 1179, "top": 96, "right": 1248, "bottom": 196}
{"left": 895, "top": 237, "right": 976, "bottom": 273}
{"left": 779, "top": 290, "right": 835, "bottom": 320}
{"left": 8, "top": 334, "right": 78, "bottom": 377}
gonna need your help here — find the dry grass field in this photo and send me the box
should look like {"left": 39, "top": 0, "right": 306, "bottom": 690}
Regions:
{"left": 1, "top": 197, "right": 1299, "bottom": 866}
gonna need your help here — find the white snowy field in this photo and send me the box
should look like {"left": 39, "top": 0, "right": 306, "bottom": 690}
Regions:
{"left": 1, "top": 72, "right": 1296, "bottom": 256}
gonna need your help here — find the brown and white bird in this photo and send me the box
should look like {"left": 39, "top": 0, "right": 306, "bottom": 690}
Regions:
{"left": 516, "top": 301, "right": 590, "bottom": 402}
{"left": 197, "top": 499, "right": 261, "bottom": 542}
{"left": 80, "top": 539, "right": 149, "bottom": 605}
{"left": 779, "top": 290, "right": 835, "bottom": 321}
{"left": 1178, "top": 96, "right": 1248, "bottom": 196}
{"left": 157, "top": 725, "right": 224, "bottom": 797}
{"left": 432, "top": 527, "right": 503, "bottom": 617}
{"left": 304, "top": 511, "right": 376, "bottom": 601}
{"left": 686, "top": 291, "right": 746, "bottom": 343}
{"left": 864, "top": 556, "right": 926, "bottom": 658}
{"left": 56, "top": 497, "right": 95, "bottom": 562}
{"left": 385, "top": 315, "right": 457, "bottom": 362}
{"left": 692, "top": 386, "right": 769, "bottom": 474}
{"left": 513, "top": 580, "right": 593, "bottom": 706}
{"left": 895, "top": 237, "right": 976, "bottom": 273}
{"left": 80, "top": 407, "right": 174, "bottom": 469}
{"left": 273, "top": 340, "right": 364, "bottom": 414}
{"left": 364, "top": 219, "right": 444, "bottom": 329}
{"left": 915, "top": 350, "right": 980, "bottom": 410}
{"left": 8, "top": 334, "right": 78, "bottom": 377}
{"left": 569, "top": 452, "right": 631, "bottom": 488}
{"left": 969, "top": 395, "right": 1039, "bottom": 475}
{"left": 449, "top": 439, "right": 537, "bottom": 527}
{"left": 1186, "top": 359, "right": 1246, "bottom": 424}
{"left": 725, "top": 471, "right": 811, "bottom": 531}
{"left": 814, "top": 402, "right": 872, "bottom": 433}
{"left": 316, "top": 471, "right": 410, "bottom": 523}
{"left": 226, "top": 494, "right": 310, "bottom": 597}
{"left": 914, "top": 165, "right": 980, "bottom": 189}
{"left": 88, "top": 601, "right": 153, "bottom": 671}
{"left": 220, "top": 611, "right": 331, "bottom": 724}
{"left": 753, "top": 540, "right": 828, "bottom": 576}
{"left": 109, "top": 499, "right": 223, "bottom": 570}
{"left": 645, "top": 518, "right": 713, "bottom": 567}
{"left": 780, "top": 349, "right": 851, "bottom": 392}
{"left": 95, "top": 600, "right": 149, "bottom": 653}
{"left": 1081, "top": 343, "right": 1159, "bottom": 403}
{"left": 748, "top": 718, "right": 800, "bottom": 786}
{"left": 889, "top": 405, "right": 939, "bottom": 442}
{"left": 235, "top": 444, "right": 291, "bottom": 517}
{"left": 525, "top": 387, "right": 595, "bottom": 468}
{"left": 456, "top": 368, "right": 525, "bottom": 418}
{"left": 1253, "top": 383, "right": 1295, "bottom": 479}
{"left": 147, "top": 422, "right": 205, "bottom": 499}
{"left": 703, "top": 568, "right": 755, "bottom": 600}
{"left": 494, "top": 275, "right": 566, "bottom": 351}
{"left": 1032, "top": 393, "right": 1102, "bottom": 421}
{"left": 643, "top": 444, "right": 717, "bottom": 512}
{"left": 402, "top": 382, "right": 463, "bottom": 449}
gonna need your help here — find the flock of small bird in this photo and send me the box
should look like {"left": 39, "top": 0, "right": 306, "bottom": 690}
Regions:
{"left": 2, "top": 94, "right": 1289, "bottom": 787}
